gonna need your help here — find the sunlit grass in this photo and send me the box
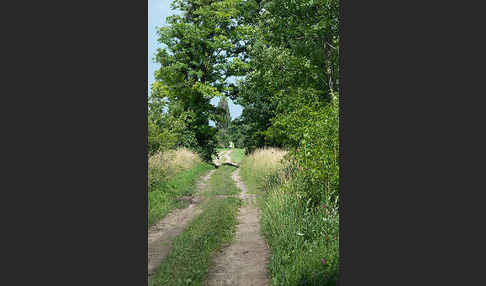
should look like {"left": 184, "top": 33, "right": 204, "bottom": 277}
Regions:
{"left": 239, "top": 147, "right": 339, "bottom": 286}
{"left": 229, "top": 148, "right": 245, "bottom": 164}
{"left": 148, "top": 148, "right": 202, "bottom": 188}
{"left": 149, "top": 163, "right": 241, "bottom": 286}
{"left": 148, "top": 148, "right": 213, "bottom": 227}
{"left": 148, "top": 162, "right": 214, "bottom": 227}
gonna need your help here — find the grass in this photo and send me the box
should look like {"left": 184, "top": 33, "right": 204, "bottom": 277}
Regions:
{"left": 149, "top": 148, "right": 202, "bottom": 183}
{"left": 149, "top": 165, "right": 241, "bottom": 286}
{"left": 212, "top": 148, "right": 230, "bottom": 163}
{"left": 216, "top": 147, "right": 230, "bottom": 153}
{"left": 239, "top": 148, "right": 339, "bottom": 286}
{"left": 203, "top": 165, "right": 240, "bottom": 196}
{"left": 229, "top": 148, "right": 245, "bottom": 164}
{"left": 261, "top": 181, "right": 339, "bottom": 286}
{"left": 148, "top": 161, "right": 214, "bottom": 227}
{"left": 239, "top": 147, "right": 287, "bottom": 206}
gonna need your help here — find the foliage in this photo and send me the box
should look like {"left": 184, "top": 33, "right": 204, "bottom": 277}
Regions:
{"left": 148, "top": 83, "right": 199, "bottom": 155}
{"left": 233, "top": 0, "right": 340, "bottom": 205}
{"left": 152, "top": 0, "right": 249, "bottom": 160}
{"left": 262, "top": 182, "right": 339, "bottom": 286}
{"left": 216, "top": 96, "right": 231, "bottom": 130}
{"left": 149, "top": 1, "right": 340, "bottom": 281}
{"left": 269, "top": 93, "right": 339, "bottom": 204}
{"left": 215, "top": 96, "right": 232, "bottom": 147}
{"left": 239, "top": 149, "right": 339, "bottom": 285}
{"left": 227, "top": 117, "right": 247, "bottom": 148}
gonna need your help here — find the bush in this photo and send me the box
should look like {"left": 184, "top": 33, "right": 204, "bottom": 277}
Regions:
{"left": 267, "top": 92, "right": 339, "bottom": 205}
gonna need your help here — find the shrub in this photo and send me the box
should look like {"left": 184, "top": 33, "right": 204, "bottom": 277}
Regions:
{"left": 267, "top": 92, "right": 339, "bottom": 205}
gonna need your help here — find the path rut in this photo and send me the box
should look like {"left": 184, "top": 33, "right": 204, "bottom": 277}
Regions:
{"left": 205, "top": 167, "right": 270, "bottom": 286}
{"left": 148, "top": 169, "right": 215, "bottom": 276}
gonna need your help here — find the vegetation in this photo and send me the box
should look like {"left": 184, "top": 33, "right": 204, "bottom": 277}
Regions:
{"left": 150, "top": 0, "right": 339, "bottom": 165}
{"left": 215, "top": 96, "right": 232, "bottom": 147}
{"left": 239, "top": 148, "right": 287, "bottom": 197}
{"left": 240, "top": 149, "right": 339, "bottom": 285}
{"left": 149, "top": 165, "right": 241, "bottom": 286}
{"left": 149, "top": 0, "right": 252, "bottom": 160}
{"left": 148, "top": 148, "right": 201, "bottom": 185}
{"left": 149, "top": 0, "right": 340, "bottom": 283}
{"left": 148, "top": 149, "right": 214, "bottom": 226}
{"left": 227, "top": 117, "right": 246, "bottom": 148}
{"left": 229, "top": 148, "right": 245, "bottom": 164}
{"left": 204, "top": 165, "right": 240, "bottom": 196}
{"left": 234, "top": 0, "right": 339, "bottom": 155}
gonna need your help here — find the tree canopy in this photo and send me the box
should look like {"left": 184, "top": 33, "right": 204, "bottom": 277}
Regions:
{"left": 149, "top": 0, "right": 339, "bottom": 202}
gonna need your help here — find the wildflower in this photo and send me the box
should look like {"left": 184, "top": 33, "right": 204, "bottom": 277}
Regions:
{"left": 321, "top": 258, "right": 326, "bottom": 265}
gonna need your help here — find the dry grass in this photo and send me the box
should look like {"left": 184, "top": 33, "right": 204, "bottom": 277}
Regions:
{"left": 148, "top": 148, "right": 202, "bottom": 185}
{"left": 243, "top": 147, "right": 287, "bottom": 175}
{"left": 239, "top": 147, "right": 287, "bottom": 199}
{"left": 240, "top": 147, "right": 339, "bottom": 285}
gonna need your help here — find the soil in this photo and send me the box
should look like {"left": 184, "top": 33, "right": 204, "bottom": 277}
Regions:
{"left": 148, "top": 149, "right": 269, "bottom": 285}
{"left": 215, "top": 149, "right": 232, "bottom": 166}
{"left": 205, "top": 168, "right": 270, "bottom": 286}
{"left": 147, "top": 169, "right": 215, "bottom": 276}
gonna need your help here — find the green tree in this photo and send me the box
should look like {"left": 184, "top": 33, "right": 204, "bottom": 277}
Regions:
{"left": 154, "top": 0, "right": 251, "bottom": 160}
{"left": 235, "top": 0, "right": 339, "bottom": 149}
{"left": 233, "top": 0, "right": 340, "bottom": 204}
{"left": 216, "top": 96, "right": 231, "bottom": 130}
{"left": 227, "top": 117, "right": 246, "bottom": 148}
{"left": 215, "top": 96, "right": 232, "bottom": 147}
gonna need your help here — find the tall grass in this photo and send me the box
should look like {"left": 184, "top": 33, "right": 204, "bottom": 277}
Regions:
{"left": 239, "top": 147, "right": 287, "bottom": 197}
{"left": 239, "top": 148, "right": 339, "bottom": 286}
{"left": 148, "top": 148, "right": 213, "bottom": 226}
{"left": 148, "top": 148, "right": 202, "bottom": 190}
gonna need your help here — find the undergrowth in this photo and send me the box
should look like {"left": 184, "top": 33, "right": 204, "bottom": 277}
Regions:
{"left": 239, "top": 148, "right": 339, "bottom": 286}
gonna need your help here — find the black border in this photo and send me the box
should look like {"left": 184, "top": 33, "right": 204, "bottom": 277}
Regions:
{"left": 3, "top": 0, "right": 149, "bottom": 283}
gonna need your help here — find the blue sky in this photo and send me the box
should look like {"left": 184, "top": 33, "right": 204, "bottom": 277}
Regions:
{"left": 148, "top": 0, "right": 242, "bottom": 120}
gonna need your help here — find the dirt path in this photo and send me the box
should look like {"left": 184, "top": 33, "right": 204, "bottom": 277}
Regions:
{"left": 148, "top": 169, "right": 215, "bottom": 276}
{"left": 223, "top": 150, "right": 232, "bottom": 164}
{"left": 215, "top": 149, "right": 232, "bottom": 166}
{"left": 205, "top": 167, "right": 270, "bottom": 286}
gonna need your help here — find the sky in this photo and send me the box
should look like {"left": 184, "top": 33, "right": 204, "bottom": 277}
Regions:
{"left": 148, "top": 0, "right": 243, "bottom": 121}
